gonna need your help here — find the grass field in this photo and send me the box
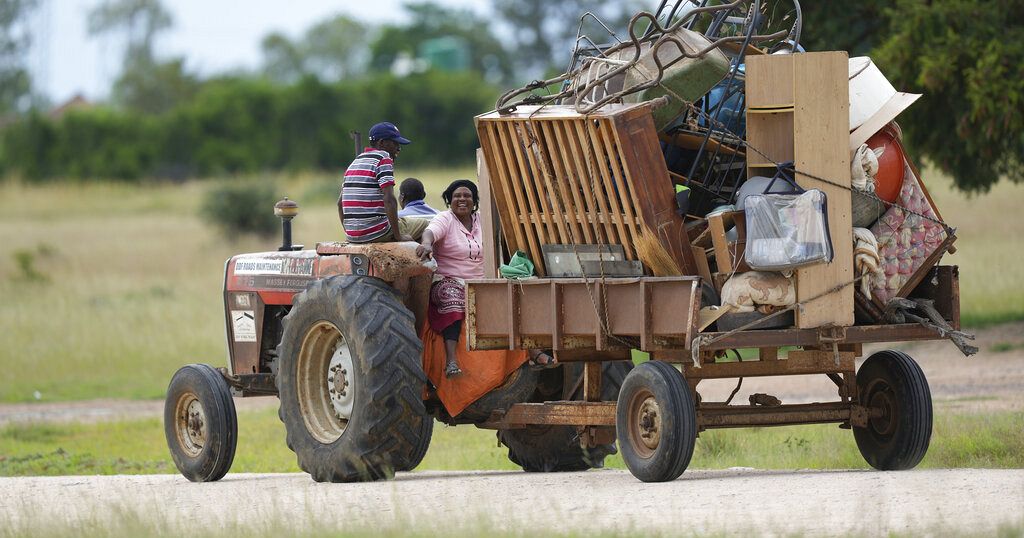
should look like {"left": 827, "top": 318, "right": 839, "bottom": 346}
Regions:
{"left": 0, "top": 169, "right": 468, "bottom": 403}
{"left": 1, "top": 167, "right": 1021, "bottom": 403}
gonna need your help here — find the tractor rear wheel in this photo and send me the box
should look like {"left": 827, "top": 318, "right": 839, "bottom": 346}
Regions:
{"left": 853, "top": 350, "right": 932, "bottom": 470}
{"left": 276, "top": 275, "right": 429, "bottom": 482}
{"left": 617, "top": 361, "right": 696, "bottom": 483}
{"left": 498, "top": 361, "right": 632, "bottom": 472}
{"left": 164, "top": 364, "right": 237, "bottom": 482}
{"left": 397, "top": 417, "right": 434, "bottom": 472}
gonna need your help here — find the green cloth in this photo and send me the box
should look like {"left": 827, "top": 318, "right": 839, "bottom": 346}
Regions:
{"left": 499, "top": 250, "right": 535, "bottom": 279}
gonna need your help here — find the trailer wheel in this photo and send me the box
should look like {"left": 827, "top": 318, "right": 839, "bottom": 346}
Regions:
{"left": 498, "top": 361, "right": 632, "bottom": 472}
{"left": 276, "top": 276, "right": 429, "bottom": 482}
{"left": 164, "top": 364, "right": 237, "bottom": 482}
{"left": 853, "top": 350, "right": 932, "bottom": 470}
{"left": 616, "top": 361, "right": 696, "bottom": 483}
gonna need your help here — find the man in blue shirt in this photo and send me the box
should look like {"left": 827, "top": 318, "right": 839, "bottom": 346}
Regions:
{"left": 398, "top": 177, "right": 440, "bottom": 218}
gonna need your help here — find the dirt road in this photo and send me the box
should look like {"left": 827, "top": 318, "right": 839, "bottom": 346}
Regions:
{"left": 2, "top": 469, "right": 1022, "bottom": 535}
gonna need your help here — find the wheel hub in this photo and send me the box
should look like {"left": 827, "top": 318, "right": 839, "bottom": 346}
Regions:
{"left": 867, "top": 383, "right": 897, "bottom": 436}
{"left": 327, "top": 341, "right": 356, "bottom": 420}
{"left": 626, "top": 389, "right": 662, "bottom": 459}
{"left": 175, "top": 395, "right": 206, "bottom": 457}
{"left": 637, "top": 398, "right": 662, "bottom": 449}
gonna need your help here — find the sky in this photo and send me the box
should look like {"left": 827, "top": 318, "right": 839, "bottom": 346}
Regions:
{"left": 29, "top": 0, "right": 484, "bottom": 104}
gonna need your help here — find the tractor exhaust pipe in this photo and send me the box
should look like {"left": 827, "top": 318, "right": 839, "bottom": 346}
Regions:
{"left": 274, "top": 197, "right": 299, "bottom": 251}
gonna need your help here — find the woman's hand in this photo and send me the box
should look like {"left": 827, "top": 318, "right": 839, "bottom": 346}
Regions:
{"left": 416, "top": 243, "right": 433, "bottom": 260}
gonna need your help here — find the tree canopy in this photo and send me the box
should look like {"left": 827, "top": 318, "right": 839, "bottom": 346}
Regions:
{"left": 0, "top": 0, "right": 1021, "bottom": 191}
{"left": 261, "top": 15, "right": 372, "bottom": 84}
{"left": 0, "top": 0, "right": 36, "bottom": 116}
{"left": 802, "top": 0, "right": 1024, "bottom": 192}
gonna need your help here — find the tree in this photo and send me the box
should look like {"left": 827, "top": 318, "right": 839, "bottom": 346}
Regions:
{"left": 0, "top": 0, "right": 37, "bottom": 115}
{"left": 88, "top": 0, "right": 188, "bottom": 114}
{"left": 368, "top": 2, "right": 513, "bottom": 83}
{"left": 876, "top": 0, "right": 1023, "bottom": 192}
{"left": 112, "top": 57, "right": 199, "bottom": 115}
{"left": 799, "top": 1, "right": 888, "bottom": 56}
{"left": 490, "top": 0, "right": 642, "bottom": 79}
{"left": 260, "top": 33, "right": 305, "bottom": 84}
{"left": 260, "top": 15, "right": 371, "bottom": 84}
{"left": 88, "top": 0, "right": 172, "bottom": 66}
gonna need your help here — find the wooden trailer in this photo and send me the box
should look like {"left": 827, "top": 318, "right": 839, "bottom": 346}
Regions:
{"left": 466, "top": 52, "right": 963, "bottom": 482}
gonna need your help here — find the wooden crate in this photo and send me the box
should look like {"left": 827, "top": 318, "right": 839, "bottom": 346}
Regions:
{"left": 475, "top": 103, "right": 697, "bottom": 277}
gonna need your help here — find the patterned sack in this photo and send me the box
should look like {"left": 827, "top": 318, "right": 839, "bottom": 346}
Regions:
{"left": 869, "top": 164, "right": 947, "bottom": 304}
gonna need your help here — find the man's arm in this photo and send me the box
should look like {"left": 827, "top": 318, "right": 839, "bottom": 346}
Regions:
{"left": 382, "top": 185, "right": 411, "bottom": 241}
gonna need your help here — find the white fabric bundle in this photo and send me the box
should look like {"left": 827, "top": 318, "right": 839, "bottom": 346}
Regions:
{"left": 853, "top": 227, "right": 883, "bottom": 298}
{"left": 851, "top": 144, "right": 884, "bottom": 193}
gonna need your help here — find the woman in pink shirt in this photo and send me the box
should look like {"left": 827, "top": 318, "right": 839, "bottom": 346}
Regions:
{"left": 416, "top": 180, "right": 482, "bottom": 377}
{"left": 416, "top": 179, "right": 556, "bottom": 378}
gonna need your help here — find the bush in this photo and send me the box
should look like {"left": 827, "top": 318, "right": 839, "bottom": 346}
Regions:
{"left": 200, "top": 181, "right": 280, "bottom": 238}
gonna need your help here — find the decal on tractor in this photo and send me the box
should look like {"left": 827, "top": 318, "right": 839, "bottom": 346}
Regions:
{"left": 231, "top": 310, "right": 256, "bottom": 342}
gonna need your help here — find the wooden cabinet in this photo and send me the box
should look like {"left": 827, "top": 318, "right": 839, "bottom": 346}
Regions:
{"left": 745, "top": 52, "right": 854, "bottom": 328}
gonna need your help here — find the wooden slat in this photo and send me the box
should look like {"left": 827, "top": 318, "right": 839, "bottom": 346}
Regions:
{"left": 495, "top": 122, "right": 546, "bottom": 275}
{"left": 506, "top": 122, "right": 553, "bottom": 248}
{"left": 569, "top": 119, "right": 621, "bottom": 247}
{"left": 517, "top": 212, "right": 641, "bottom": 226}
{"left": 551, "top": 120, "right": 602, "bottom": 244}
{"left": 480, "top": 122, "right": 528, "bottom": 257}
{"left": 597, "top": 120, "right": 643, "bottom": 256}
{"left": 537, "top": 121, "right": 588, "bottom": 244}
{"left": 582, "top": 119, "right": 633, "bottom": 258}
{"left": 521, "top": 120, "right": 571, "bottom": 244}
{"left": 708, "top": 212, "right": 732, "bottom": 273}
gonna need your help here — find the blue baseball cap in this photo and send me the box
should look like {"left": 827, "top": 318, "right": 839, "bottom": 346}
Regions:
{"left": 368, "top": 122, "right": 411, "bottom": 145}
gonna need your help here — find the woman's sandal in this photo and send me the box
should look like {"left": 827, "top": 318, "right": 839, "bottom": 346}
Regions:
{"left": 444, "top": 362, "right": 463, "bottom": 378}
{"left": 528, "top": 350, "right": 558, "bottom": 370}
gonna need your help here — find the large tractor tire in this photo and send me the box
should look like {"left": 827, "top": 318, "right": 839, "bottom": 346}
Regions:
{"left": 397, "top": 417, "right": 434, "bottom": 472}
{"left": 276, "top": 275, "right": 429, "bottom": 482}
{"left": 498, "top": 361, "right": 632, "bottom": 472}
{"left": 853, "top": 350, "right": 932, "bottom": 471}
{"left": 164, "top": 364, "right": 237, "bottom": 482}
{"left": 617, "top": 361, "right": 696, "bottom": 483}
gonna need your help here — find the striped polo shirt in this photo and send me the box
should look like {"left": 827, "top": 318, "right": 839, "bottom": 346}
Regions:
{"left": 341, "top": 148, "right": 395, "bottom": 242}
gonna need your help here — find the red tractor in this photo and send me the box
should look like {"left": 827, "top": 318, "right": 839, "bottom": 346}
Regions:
{"left": 164, "top": 199, "right": 629, "bottom": 482}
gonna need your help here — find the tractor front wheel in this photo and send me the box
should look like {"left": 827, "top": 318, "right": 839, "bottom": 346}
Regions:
{"left": 164, "top": 364, "right": 237, "bottom": 482}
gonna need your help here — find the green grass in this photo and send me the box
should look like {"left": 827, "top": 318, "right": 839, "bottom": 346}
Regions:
{"left": 0, "top": 166, "right": 1020, "bottom": 404}
{"left": 2, "top": 406, "right": 1021, "bottom": 477}
{"left": 0, "top": 169, "right": 470, "bottom": 403}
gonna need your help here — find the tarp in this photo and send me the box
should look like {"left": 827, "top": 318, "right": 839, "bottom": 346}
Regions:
{"left": 420, "top": 323, "right": 527, "bottom": 417}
